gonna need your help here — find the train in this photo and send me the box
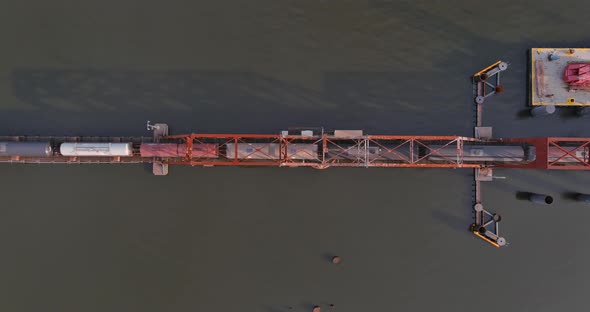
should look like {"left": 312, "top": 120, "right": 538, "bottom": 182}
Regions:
{"left": 0, "top": 142, "right": 219, "bottom": 158}
{"left": 1, "top": 141, "right": 587, "bottom": 165}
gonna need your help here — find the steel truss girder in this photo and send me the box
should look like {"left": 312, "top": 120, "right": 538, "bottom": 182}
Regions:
{"left": 162, "top": 134, "right": 485, "bottom": 169}
{"left": 496, "top": 137, "right": 590, "bottom": 170}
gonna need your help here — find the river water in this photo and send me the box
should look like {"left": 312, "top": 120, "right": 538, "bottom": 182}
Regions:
{"left": 1, "top": 1, "right": 590, "bottom": 311}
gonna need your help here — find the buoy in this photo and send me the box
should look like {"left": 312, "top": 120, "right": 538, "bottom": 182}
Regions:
{"left": 530, "top": 105, "right": 555, "bottom": 117}
{"left": 473, "top": 203, "right": 484, "bottom": 212}
{"left": 475, "top": 95, "right": 485, "bottom": 104}
{"left": 529, "top": 193, "right": 554, "bottom": 205}
{"left": 576, "top": 194, "right": 590, "bottom": 203}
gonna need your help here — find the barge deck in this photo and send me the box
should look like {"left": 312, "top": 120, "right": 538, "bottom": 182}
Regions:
{"left": 531, "top": 48, "right": 590, "bottom": 106}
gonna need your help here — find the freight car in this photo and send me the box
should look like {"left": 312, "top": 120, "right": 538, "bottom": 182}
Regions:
{"left": 284, "top": 143, "right": 319, "bottom": 160}
{"left": 225, "top": 143, "right": 319, "bottom": 160}
{"left": 225, "top": 143, "right": 279, "bottom": 160}
{"left": 0, "top": 142, "right": 52, "bottom": 157}
{"left": 224, "top": 143, "right": 418, "bottom": 162}
{"left": 60, "top": 143, "right": 133, "bottom": 156}
{"left": 326, "top": 146, "right": 378, "bottom": 161}
{"left": 426, "top": 145, "right": 536, "bottom": 163}
{"left": 140, "top": 143, "right": 218, "bottom": 158}
{"left": 426, "top": 144, "right": 590, "bottom": 165}
{"left": 325, "top": 145, "right": 415, "bottom": 162}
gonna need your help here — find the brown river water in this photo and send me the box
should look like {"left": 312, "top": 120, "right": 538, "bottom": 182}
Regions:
{"left": 1, "top": 1, "right": 590, "bottom": 311}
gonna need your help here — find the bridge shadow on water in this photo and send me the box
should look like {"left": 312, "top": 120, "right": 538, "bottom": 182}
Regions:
{"left": 5, "top": 67, "right": 477, "bottom": 137}
{"left": 8, "top": 42, "right": 590, "bottom": 139}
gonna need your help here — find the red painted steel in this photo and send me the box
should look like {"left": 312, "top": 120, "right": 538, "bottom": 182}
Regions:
{"left": 547, "top": 138, "right": 590, "bottom": 169}
{"left": 140, "top": 143, "right": 218, "bottom": 158}
{"left": 3, "top": 132, "right": 590, "bottom": 171}
{"left": 564, "top": 63, "right": 590, "bottom": 87}
{"left": 496, "top": 137, "right": 590, "bottom": 170}
{"left": 158, "top": 133, "right": 590, "bottom": 170}
{"left": 162, "top": 133, "right": 486, "bottom": 169}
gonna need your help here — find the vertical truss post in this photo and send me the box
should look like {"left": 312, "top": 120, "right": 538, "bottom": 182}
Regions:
{"left": 185, "top": 135, "right": 194, "bottom": 162}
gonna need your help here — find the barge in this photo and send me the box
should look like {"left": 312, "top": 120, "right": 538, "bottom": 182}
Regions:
{"left": 531, "top": 48, "right": 590, "bottom": 106}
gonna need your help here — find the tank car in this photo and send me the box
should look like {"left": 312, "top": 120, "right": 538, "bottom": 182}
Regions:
{"left": 0, "top": 142, "right": 52, "bottom": 157}
{"left": 425, "top": 145, "right": 535, "bottom": 163}
{"left": 60, "top": 143, "right": 133, "bottom": 156}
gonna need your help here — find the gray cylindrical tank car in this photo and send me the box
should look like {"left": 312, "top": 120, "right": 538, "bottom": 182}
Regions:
{"left": 425, "top": 145, "right": 535, "bottom": 163}
{"left": 0, "top": 142, "right": 53, "bottom": 157}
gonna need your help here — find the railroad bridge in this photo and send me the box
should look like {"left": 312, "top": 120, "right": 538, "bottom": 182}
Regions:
{"left": 2, "top": 60, "right": 589, "bottom": 247}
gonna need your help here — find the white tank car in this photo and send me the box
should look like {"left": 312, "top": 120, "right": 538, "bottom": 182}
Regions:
{"left": 60, "top": 143, "right": 133, "bottom": 156}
